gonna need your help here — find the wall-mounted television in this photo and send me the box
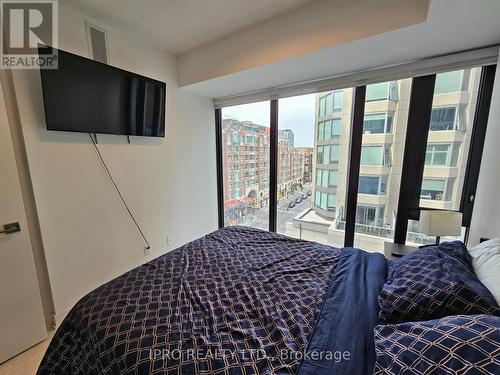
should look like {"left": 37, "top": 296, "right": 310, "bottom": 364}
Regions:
{"left": 39, "top": 47, "right": 166, "bottom": 137}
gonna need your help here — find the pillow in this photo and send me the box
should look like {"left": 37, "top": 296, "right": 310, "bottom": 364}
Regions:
{"left": 373, "top": 315, "right": 500, "bottom": 375}
{"left": 379, "top": 242, "right": 499, "bottom": 324}
{"left": 432, "top": 240, "right": 474, "bottom": 268}
{"left": 469, "top": 238, "right": 500, "bottom": 306}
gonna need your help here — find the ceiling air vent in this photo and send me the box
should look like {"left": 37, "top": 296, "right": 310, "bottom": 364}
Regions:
{"left": 85, "top": 22, "right": 108, "bottom": 63}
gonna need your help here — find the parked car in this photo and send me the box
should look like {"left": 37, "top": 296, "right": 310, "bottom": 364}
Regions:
{"left": 302, "top": 193, "right": 307, "bottom": 199}
{"left": 288, "top": 201, "right": 296, "bottom": 209}
{"left": 307, "top": 190, "right": 312, "bottom": 196}
{"left": 295, "top": 197, "right": 302, "bottom": 204}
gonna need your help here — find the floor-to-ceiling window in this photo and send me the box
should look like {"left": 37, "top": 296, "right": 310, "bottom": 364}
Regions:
{"left": 221, "top": 102, "right": 270, "bottom": 229}
{"left": 275, "top": 94, "right": 315, "bottom": 237}
{"left": 407, "top": 68, "right": 482, "bottom": 245}
{"left": 215, "top": 64, "right": 495, "bottom": 252}
{"left": 352, "top": 79, "right": 410, "bottom": 252}
{"left": 276, "top": 90, "right": 352, "bottom": 246}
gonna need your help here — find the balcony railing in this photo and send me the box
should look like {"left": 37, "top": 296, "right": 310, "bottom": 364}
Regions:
{"left": 335, "top": 220, "right": 436, "bottom": 245}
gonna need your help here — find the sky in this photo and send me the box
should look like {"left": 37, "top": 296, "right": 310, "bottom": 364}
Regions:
{"left": 222, "top": 94, "right": 316, "bottom": 147}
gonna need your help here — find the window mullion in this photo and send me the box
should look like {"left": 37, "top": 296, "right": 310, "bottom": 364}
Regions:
{"left": 461, "top": 65, "right": 497, "bottom": 232}
{"left": 269, "top": 99, "right": 278, "bottom": 232}
{"left": 394, "top": 74, "right": 436, "bottom": 244}
{"left": 344, "top": 86, "right": 366, "bottom": 247}
{"left": 215, "top": 108, "right": 224, "bottom": 228}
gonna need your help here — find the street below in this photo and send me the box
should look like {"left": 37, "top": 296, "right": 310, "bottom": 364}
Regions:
{"left": 242, "top": 189, "right": 311, "bottom": 233}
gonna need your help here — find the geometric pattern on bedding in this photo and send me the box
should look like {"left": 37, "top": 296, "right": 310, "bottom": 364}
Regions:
{"left": 373, "top": 314, "right": 500, "bottom": 375}
{"left": 37, "top": 226, "right": 341, "bottom": 375}
{"left": 378, "top": 243, "right": 499, "bottom": 324}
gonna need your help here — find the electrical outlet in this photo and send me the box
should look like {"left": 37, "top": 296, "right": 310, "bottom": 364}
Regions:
{"left": 144, "top": 246, "right": 151, "bottom": 257}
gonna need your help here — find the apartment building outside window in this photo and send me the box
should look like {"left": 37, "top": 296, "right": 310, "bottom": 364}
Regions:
{"left": 221, "top": 102, "right": 271, "bottom": 229}
{"left": 413, "top": 67, "right": 480, "bottom": 236}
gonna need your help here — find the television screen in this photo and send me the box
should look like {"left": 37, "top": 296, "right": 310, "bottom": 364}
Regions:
{"left": 39, "top": 48, "right": 166, "bottom": 137}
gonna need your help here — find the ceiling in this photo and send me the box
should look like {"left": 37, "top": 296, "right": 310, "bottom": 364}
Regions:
{"left": 177, "top": 0, "right": 429, "bottom": 87}
{"left": 183, "top": 0, "right": 500, "bottom": 99}
{"left": 62, "top": 0, "right": 316, "bottom": 54}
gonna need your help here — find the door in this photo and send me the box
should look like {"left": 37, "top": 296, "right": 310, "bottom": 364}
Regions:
{"left": 0, "top": 79, "right": 46, "bottom": 362}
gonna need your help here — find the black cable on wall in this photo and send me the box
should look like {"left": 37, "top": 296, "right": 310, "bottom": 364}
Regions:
{"left": 88, "top": 133, "right": 151, "bottom": 249}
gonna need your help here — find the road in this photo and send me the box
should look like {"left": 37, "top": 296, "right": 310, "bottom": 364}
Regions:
{"left": 241, "top": 191, "right": 312, "bottom": 233}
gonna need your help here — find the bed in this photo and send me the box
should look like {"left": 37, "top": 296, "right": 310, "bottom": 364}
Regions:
{"left": 37, "top": 226, "right": 500, "bottom": 375}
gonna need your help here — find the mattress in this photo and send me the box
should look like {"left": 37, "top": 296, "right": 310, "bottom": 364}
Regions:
{"left": 38, "top": 226, "right": 350, "bottom": 374}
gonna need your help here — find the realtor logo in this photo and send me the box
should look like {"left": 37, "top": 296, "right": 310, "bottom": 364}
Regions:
{"left": 1, "top": 0, "right": 58, "bottom": 69}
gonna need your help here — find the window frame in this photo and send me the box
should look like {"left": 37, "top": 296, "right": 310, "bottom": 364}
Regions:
{"left": 329, "top": 144, "right": 340, "bottom": 163}
{"left": 215, "top": 109, "right": 224, "bottom": 228}
{"left": 328, "top": 169, "right": 338, "bottom": 187}
{"left": 317, "top": 121, "right": 325, "bottom": 141}
{"left": 365, "top": 81, "right": 398, "bottom": 102}
{"left": 395, "top": 65, "right": 496, "bottom": 243}
{"left": 394, "top": 74, "right": 437, "bottom": 242}
{"left": 461, "top": 65, "right": 496, "bottom": 236}
{"left": 331, "top": 118, "right": 342, "bottom": 136}
{"left": 327, "top": 193, "right": 336, "bottom": 211}
{"left": 318, "top": 95, "right": 327, "bottom": 117}
{"left": 344, "top": 86, "right": 366, "bottom": 246}
{"left": 316, "top": 146, "right": 324, "bottom": 164}
{"left": 360, "top": 145, "right": 389, "bottom": 166}
{"left": 332, "top": 91, "right": 344, "bottom": 113}
{"left": 356, "top": 205, "right": 385, "bottom": 226}
{"left": 359, "top": 175, "right": 386, "bottom": 195}
{"left": 434, "top": 70, "right": 464, "bottom": 95}
{"left": 362, "top": 112, "right": 393, "bottom": 134}
{"left": 420, "top": 178, "right": 447, "bottom": 201}
{"left": 429, "top": 106, "right": 458, "bottom": 131}
{"left": 425, "top": 143, "right": 452, "bottom": 167}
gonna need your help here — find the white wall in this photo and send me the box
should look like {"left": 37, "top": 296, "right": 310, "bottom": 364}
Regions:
{"left": 469, "top": 57, "right": 500, "bottom": 245}
{"left": 9, "top": 3, "right": 217, "bottom": 323}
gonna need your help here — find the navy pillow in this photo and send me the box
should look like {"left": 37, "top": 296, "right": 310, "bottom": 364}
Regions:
{"left": 379, "top": 242, "right": 499, "bottom": 323}
{"left": 418, "top": 240, "right": 473, "bottom": 269}
{"left": 373, "top": 315, "right": 500, "bottom": 375}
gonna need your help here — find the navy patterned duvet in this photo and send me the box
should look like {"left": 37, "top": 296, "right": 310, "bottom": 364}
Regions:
{"left": 38, "top": 226, "right": 341, "bottom": 375}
